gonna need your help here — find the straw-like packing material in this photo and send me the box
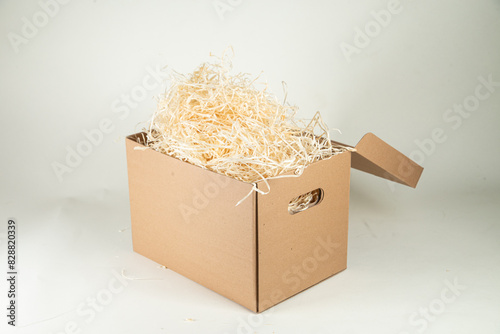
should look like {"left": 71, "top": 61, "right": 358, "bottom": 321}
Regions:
{"left": 288, "top": 188, "right": 323, "bottom": 215}
{"left": 145, "top": 52, "right": 352, "bottom": 207}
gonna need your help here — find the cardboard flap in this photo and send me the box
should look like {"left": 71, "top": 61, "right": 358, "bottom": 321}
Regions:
{"left": 351, "top": 133, "right": 423, "bottom": 188}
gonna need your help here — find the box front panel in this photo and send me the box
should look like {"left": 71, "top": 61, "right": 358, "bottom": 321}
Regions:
{"left": 126, "top": 135, "right": 258, "bottom": 311}
{"left": 257, "top": 152, "right": 351, "bottom": 312}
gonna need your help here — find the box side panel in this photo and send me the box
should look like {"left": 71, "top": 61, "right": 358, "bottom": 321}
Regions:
{"left": 126, "top": 136, "right": 257, "bottom": 311}
{"left": 257, "top": 152, "right": 351, "bottom": 312}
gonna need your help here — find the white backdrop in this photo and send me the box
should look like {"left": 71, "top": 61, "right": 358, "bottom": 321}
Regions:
{"left": 1, "top": 0, "right": 499, "bottom": 333}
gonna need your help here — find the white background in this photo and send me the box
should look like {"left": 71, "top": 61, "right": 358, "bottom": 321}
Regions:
{"left": 1, "top": 0, "right": 499, "bottom": 333}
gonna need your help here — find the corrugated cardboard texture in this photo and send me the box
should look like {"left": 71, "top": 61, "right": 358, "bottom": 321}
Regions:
{"left": 125, "top": 131, "right": 421, "bottom": 313}
{"left": 126, "top": 133, "right": 258, "bottom": 311}
{"left": 256, "top": 152, "right": 351, "bottom": 312}
{"left": 352, "top": 133, "right": 423, "bottom": 188}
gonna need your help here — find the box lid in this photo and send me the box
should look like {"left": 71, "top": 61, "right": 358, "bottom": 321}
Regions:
{"left": 351, "top": 133, "right": 423, "bottom": 188}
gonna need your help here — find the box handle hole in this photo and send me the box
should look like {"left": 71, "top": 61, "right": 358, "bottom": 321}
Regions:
{"left": 288, "top": 188, "right": 324, "bottom": 215}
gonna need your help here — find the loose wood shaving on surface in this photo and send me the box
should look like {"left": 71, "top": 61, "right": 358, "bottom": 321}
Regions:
{"left": 144, "top": 52, "right": 352, "bottom": 207}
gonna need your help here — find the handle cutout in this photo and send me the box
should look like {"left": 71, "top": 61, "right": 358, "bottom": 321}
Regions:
{"left": 288, "top": 188, "right": 324, "bottom": 215}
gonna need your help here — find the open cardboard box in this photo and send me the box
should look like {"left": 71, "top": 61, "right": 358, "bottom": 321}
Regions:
{"left": 125, "top": 132, "right": 423, "bottom": 312}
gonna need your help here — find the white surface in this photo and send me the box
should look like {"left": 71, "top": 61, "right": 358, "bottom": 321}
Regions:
{"left": 1, "top": 0, "right": 499, "bottom": 333}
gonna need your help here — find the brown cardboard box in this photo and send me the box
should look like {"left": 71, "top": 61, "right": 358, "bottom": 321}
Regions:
{"left": 125, "top": 132, "right": 423, "bottom": 312}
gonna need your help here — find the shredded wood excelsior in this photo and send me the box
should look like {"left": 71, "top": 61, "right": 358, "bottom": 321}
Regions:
{"left": 145, "top": 51, "right": 352, "bottom": 208}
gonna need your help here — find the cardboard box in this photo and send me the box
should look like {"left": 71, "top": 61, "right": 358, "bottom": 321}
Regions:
{"left": 125, "top": 132, "right": 423, "bottom": 312}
